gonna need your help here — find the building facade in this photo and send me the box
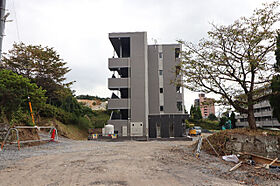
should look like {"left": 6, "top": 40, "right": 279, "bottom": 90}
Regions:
{"left": 194, "top": 94, "right": 215, "bottom": 118}
{"left": 107, "top": 32, "right": 186, "bottom": 138}
{"left": 236, "top": 100, "right": 280, "bottom": 128}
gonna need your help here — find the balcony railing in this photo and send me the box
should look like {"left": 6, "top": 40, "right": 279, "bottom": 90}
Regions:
{"left": 108, "top": 98, "right": 130, "bottom": 110}
{"left": 108, "top": 78, "right": 130, "bottom": 90}
{"left": 108, "top": 58, "right": 130, "bottom": 70}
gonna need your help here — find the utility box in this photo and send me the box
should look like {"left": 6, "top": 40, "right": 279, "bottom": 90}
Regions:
{"left": 122, "top": 126, "right": 127, "bottom": 136}
{"left": 130, "top": 122, "right": 143, "bottom": 136}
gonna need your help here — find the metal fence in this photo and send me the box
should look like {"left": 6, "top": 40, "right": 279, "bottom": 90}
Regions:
{"left": 1, "top": 126, "right": 58, "bottom": 151}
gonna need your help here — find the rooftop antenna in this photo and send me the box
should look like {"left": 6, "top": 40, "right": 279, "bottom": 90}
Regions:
{"left": 151, "top": 38, "right": 158, "bottom": 48}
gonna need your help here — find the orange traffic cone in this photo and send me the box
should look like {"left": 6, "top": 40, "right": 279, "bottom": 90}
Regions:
{"left": 51, "top": 128, "right": 56, "bottom": 142}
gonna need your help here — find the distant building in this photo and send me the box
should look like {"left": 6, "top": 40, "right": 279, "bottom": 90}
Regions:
{"left": 194, "top": 94, "right": 215, "bottom": 118}
{"left": 106, "top": 32, "right": 186, "bottom": 138}
{"left": 236, "top": 100, "right": 280, "bottom": 128}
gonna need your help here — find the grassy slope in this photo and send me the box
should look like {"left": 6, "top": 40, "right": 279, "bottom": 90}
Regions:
{"left": 38, "top": 118, "right": 88, "bottom": 140}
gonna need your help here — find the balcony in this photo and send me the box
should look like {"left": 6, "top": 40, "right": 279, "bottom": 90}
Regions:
{"left": 108, "top": 98, "right": 130, "bottom": 109}
{"left": 108, "top": 78, "right": 130, "bottom": 90}
{"left": 108, "top": 58, "right": 130, "bottom": 70}
{"left": 107, "top": 120, "right": 129, "bottom": 125}
{"left": 254, "top": 100, "right": 270, "bottom": 109}
{"left": 254, "top": 111, "right": 273, "bottom": 117}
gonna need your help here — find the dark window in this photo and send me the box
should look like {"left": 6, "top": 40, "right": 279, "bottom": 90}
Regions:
{"left": 160, "top": 106, "right": 164, "bottom": 111}
{"left": 176, "top": 85, "right": 181, "bottom": 93}
{"left": 121, "top": 37, "right": 130, "bottom": 57}
{"left": 160, "top": 88, "right": 163, "bottom": 93}
{"left": 177, "top": 102, "right": 182, "bottom": 111}
{"left": 159, "top": 70, "right": 163, "bottom": 75}
{"left": 159, "top": 52, "right": 163, "bottom": 58}
{"left": 175, "top": 48, "right": 180, "bottom": 58}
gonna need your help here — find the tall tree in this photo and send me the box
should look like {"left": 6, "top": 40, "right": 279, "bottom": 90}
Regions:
{"left": 190, "top": 105, "right": 202, "bottom": 121}
{"left": 178, "top": 2, "right": 280, "bottom": 129}
{"left": 270, "top": 32, "right": 280, "bottom": 122}
{"left": 195, "top": 106, "right": 202, "bottom": 120}
{"left": 2, "top": 42, "right": 73, "bottom": 104}
{"left": 0, "top": 69, "right": 46, "bottom": 121}
{"left": 208, "top": 113, "right": 217, "bottom": 121}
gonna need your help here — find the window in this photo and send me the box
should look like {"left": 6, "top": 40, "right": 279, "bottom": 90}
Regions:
{"left": 176, "top": 85, "right": 181, "bottom": 93}
{"left": 177, "top": 102, "right": 182, "bottom": 111}
{"left": 175, "top": 48, "right": 180, "bottom": 58}
{"left": 160, "top": 106, "right": 164, "bottom": 111}
{"left": 159, "top": 52, "right": 163, "bottom": 58}
{"left": 160, "top": 88, "right": 163, "bottom": 93}
{"left": 159, "top": 70, "right": 163, "bottom": 75}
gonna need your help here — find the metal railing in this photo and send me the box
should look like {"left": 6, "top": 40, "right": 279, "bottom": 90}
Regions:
{"left": 1, "top": 126, "right": 58, "bottom": 151}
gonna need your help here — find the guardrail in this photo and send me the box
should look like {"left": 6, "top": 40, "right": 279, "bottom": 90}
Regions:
{"left": 1, "top": 126, "right": 58, "bottom": 151}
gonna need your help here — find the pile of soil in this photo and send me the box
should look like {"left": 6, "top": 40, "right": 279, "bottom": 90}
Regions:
{"left": 17, "top": 128, "right": 40, "bottom": 141}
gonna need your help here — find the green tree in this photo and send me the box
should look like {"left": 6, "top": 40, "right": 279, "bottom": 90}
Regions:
{"left": 178, "top": 2, "right": 280, "bottom": 129}
{"left": 0, "top": 69, "right": 46, "bottom": 122}
{"left": 190, "top": 105, "right": 202, "bottom": 121}
{"left": 219, "top": 116, "right": 228, "bottom": 128}
{"left": 270, "top": 32, "right": 280, "bottom": 122}
{"left": 195, "top": 107, "right": 203, "bottom": 120}
{"left": 208, "top": 113, "right": 217, "bottom": 121}
{"left": 2, "top": 42, "right": 73, "bottom": 105}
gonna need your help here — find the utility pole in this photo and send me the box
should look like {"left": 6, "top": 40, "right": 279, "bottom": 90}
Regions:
{"left": 0, "top": 0, "right": 6, "bottom": 65}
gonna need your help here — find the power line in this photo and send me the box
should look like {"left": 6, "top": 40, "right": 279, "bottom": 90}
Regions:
{"left": 11, "top": 0, "right": 20, "bottom": 41}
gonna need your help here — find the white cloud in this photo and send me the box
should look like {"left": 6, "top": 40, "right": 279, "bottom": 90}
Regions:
{"left": 2, "top": 0, "right": 276, "bottom": 113}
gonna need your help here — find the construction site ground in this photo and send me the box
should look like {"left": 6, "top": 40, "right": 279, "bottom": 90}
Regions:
{"left": 0, "top": 135, "right": 279, "bottom": 186}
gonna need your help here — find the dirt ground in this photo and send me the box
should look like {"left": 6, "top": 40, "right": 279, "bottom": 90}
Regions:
{"left": 0, "top": 138, "right": 279, "bottom": 186}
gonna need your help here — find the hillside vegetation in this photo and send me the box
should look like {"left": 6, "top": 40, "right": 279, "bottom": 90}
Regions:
{"left": 0, "top": 43, "right": 110, "bottom": 140}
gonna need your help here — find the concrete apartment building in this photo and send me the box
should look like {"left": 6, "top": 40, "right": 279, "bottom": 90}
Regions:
{"left": 107, "top": 32, "right": 186, "bottom": 138}
{"left": 236, "top": 100, "right": 280, "bottom": 128}
{"left": 194, "top": 94, "right": 215, "bottom": 118}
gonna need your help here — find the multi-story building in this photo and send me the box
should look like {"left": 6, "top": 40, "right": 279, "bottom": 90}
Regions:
{"left": 194, "top": 94, "right": 215, "bottom": 118}
{"left": 107, "top": 32, "right": 186, "bottom": 138}
{"left": 236, "top": 100, "right": 280, "bottom": 128}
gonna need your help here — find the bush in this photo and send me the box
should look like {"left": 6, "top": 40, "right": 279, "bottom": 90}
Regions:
{"left": 208, "top": 113, "right": 218, "bottom": 121}
{"left": 40, "top": 103, "right": 76, "bottom": 125}
{"left": 39, "top": 104, "right": 57, "bottom": 118}
{"left": 186, "top": 118, "right": 220, "bottom": 130}
{"left": 76, "top": 116, "right": 92, "bottom": 129}
{"left": 10, "top": 108, "right": 33, "bottom": 126}
{"left": 91, "top": 110, "right": 110, "bottom": 128}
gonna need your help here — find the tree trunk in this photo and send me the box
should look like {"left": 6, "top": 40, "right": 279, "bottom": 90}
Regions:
{"left": 247, "top": 105, "right": 257, "bottom": 130}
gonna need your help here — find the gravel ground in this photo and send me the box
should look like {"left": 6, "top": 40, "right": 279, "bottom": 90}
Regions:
{"left": 0, "top": 135, "right": 279, "bottom": 186}
{"left": 0, "top": 137, "right": 116, "bottom": 170}
{"left": 161, "top": 144, "right": 280, "bottom": 186}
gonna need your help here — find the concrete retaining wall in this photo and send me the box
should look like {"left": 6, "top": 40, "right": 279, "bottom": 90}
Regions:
{"left": 226, "top": 134, "right": 280, "bottom": 158}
